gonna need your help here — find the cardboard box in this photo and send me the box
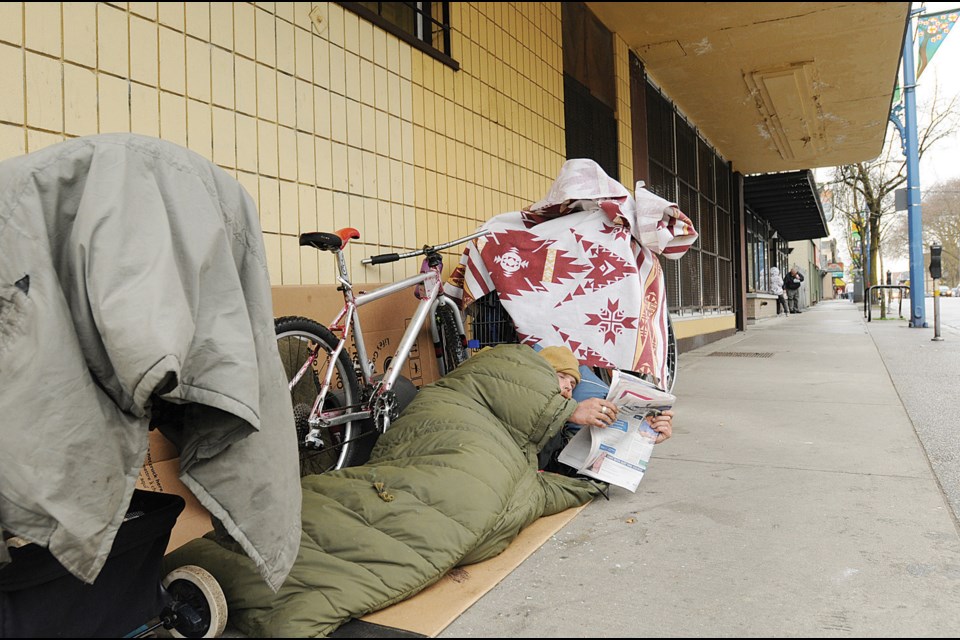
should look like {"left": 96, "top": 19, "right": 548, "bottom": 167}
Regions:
{"left": 137, "top": 283, "right": 442, "bottom": 554}
{"left": 272, "top": 284, "right": 442, "bottom": 388}
{"left": 137, "top": 429, "right": 213, "bottom": 553}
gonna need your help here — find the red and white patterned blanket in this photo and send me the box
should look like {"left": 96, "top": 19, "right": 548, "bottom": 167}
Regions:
{"left": 445, "top": 159, "right": 698, "bottom": 388}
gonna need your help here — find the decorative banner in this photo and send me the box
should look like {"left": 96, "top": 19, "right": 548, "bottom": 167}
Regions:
{"left": 916, "top": 10, "right": 959, "bottom": 80}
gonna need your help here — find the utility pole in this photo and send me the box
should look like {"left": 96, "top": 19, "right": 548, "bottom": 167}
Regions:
{"left": 902, "top": 8, "right": 927, "bottom": 327}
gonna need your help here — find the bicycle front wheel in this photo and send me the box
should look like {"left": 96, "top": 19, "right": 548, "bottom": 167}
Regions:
{"left": 275, "top": 316, "right": 370, "bottom": 476}
{"left": 434, "top": 303, "right": 468, "bottom": 376}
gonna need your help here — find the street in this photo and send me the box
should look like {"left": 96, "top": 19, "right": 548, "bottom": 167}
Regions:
{"left": 864, "top": 293, "right": 960, "bottom": 334}
{"left": 866, "top": 295, "right": 960, "bottom": 531}
{"left": 926, "top": 296, "right": 960, "bottom": 334}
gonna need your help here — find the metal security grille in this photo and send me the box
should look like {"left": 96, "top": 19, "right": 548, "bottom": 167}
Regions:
{"left": 718, "top": 259, "right": 732, "bottom": 307}
{"left": 466, "top": 292, "right": 518, "bottom": 348}
{"left": 680, "top": 249, "right": 702, "bottom": 310}
{"left": 564, "top": 74, "right": 619, "bottom": 181}
{"left": 717, "top": 208, "right": 732, "bottom": 260}
{"left": 676, "top": 118, "right": 697, "bottom": 185}
{"left": 661, "top": 255, "right": 680, "bottom": 312}
{"left": 699, "top": 194, "right": 716, "bottom": 254}
{"left": 702, "top": 252, "right": 718, "bottom": 308}
{"left": 676, "top": 182, "right": 698, "bottom": 230}
{"left": 698, "top": 139, "right": 715, "bottom": 199}
{"left": 648, "top": 162, "right": 677, "bottom": 203}
{"left": 646, "top": 82, "right": 676, "bottom": 204}
{"left": 645, "top": 78, "right": 733, "bottom": 316}
{"left": 708, "top": 351, "right": 774, "bottom": 358}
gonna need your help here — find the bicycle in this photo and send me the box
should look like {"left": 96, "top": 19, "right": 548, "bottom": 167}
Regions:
{"left": 274, "top": 228, "right": 488, "bottom": 477}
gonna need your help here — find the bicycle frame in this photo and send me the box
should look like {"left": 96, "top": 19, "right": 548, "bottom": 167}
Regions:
{"left": 292, "top": 229, "right": 487, "bottom": 436}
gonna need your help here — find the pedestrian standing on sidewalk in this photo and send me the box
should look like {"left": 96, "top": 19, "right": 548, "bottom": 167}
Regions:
{"left": 769, "top": 266, "right": 789, "bottom": 316}
{"left": 784, "top": 267, "right": 804, "bottom": 313}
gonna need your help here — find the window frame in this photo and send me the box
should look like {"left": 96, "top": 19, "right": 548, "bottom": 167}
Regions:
{"left": 339, "top": 2, "right": 459, "bottom": 71}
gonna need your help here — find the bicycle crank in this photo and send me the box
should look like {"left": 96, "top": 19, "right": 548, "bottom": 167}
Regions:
{"left": 372, "top": 391, "right": 399, "bottom": 434}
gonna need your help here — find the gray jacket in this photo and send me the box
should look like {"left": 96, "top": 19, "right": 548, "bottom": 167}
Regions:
{"left": 0, "top": 134, "right": 300, "bottom": 590}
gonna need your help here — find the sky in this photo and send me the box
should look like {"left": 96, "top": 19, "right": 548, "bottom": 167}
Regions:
{"left": 912, "top": 2, "right": 960, "bottom": 186}
{"left": 817, "top": 2, "right": 960, "bottom": 271}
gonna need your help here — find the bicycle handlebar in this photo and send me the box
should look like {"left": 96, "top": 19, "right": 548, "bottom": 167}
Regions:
{"left": 361, "top": 229, "right": 489, "bottom": 265}
{"left": 367, "top": 253, "right": 400, "bottom": 264}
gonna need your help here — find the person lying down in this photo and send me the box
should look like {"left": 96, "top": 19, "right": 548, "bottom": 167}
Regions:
{"left": 162, "top": 343, "right": 606, "bottom": 638}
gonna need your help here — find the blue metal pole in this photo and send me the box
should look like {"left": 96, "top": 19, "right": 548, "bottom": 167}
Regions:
{"left": 903, "top": 11, "right": 927, "bottom": 327}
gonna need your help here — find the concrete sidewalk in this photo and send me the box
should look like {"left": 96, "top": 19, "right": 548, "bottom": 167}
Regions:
{"left": 441, "top": 299, "right": 960, "bottom": 637}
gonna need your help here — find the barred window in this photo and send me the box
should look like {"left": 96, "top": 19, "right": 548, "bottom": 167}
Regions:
{"left": 343, "top": 2, "right": 456, "bottom": 68}
{"left": 647, "top": 80, "right": 733, "bottom": 316}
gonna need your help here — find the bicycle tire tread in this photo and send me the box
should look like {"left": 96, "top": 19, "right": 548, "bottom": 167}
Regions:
{"left": 275, "top": 316, "right": 372, "bottom": 474}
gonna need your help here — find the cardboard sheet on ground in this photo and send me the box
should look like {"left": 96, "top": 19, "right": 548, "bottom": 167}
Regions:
{"left": 358, "top": 504, "right": 588, "bottom": 637}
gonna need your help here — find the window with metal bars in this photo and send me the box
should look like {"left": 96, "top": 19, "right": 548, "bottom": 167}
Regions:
{"left": 646, "top": 80, "right": 733, "bottom": 315}
{"left": 343, "top": 2, "right": 456, "bottom": 67}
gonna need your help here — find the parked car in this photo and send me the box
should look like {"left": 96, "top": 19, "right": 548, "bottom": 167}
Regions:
{"left": 938, "top": 285, "right": 952, "bottom": 297}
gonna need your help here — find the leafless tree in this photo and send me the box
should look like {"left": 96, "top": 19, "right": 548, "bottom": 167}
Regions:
{"left": 829, "top": 85, "right": 959, "bottom": 291}
{"left": 921, "top": 178, "right": 960, "bottom": 287}
{"left": 887, "top": 178, "right": 960, "bottom": 288}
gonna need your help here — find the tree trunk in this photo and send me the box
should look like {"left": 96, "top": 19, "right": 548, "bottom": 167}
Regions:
{"left": 869, "top": 213, "right": 882, "bottom": 316}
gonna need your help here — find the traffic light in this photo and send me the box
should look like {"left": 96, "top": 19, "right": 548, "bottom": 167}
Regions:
{"left": 930, "top": 244, "right": 942, "bottom": 280}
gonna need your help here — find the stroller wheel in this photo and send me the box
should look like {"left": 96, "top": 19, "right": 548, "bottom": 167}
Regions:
{"left": 162, "top": 565, "right": 228, "bottom": 638}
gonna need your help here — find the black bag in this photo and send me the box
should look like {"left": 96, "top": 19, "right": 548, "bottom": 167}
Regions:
{"left": 0, "top": 490, "right": 185, "bottom": 638}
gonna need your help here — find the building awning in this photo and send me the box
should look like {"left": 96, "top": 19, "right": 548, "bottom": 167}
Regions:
{"left": 834, "top": 277, "right": 846, "bottom": 288}
{"left": 743, "top": 170, "right": 828, "bottom": 241}
{"left": 585, "top": 3, "right": 909, "bottom": 174}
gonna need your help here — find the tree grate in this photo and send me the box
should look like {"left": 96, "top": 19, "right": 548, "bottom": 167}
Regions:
{"left": 708, "top": 351, "right": 774, "bottom": 358}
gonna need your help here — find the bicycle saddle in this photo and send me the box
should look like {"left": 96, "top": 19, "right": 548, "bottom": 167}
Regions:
{"left": 300, "top": 228, "right": 360, "bottom": 251}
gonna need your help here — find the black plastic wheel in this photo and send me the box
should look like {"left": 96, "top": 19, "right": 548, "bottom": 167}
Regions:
{"left": 275, "top": 316, "right": 370, "bottom": 475}
{"left": 162, "top": 565, "right": 227, "bottom": 638}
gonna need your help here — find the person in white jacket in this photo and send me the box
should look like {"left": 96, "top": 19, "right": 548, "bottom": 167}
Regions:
{"left": 769, "top": 266, "right": 789, "bottom": 316}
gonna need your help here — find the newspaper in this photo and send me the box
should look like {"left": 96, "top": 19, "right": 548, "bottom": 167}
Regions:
{"left": 557, "top": 370, "right": 675, "bottom": 492}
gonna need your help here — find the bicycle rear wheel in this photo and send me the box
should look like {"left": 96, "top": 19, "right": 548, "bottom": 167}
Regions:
{"left": 434, "top": 303, "right": 468, "bottom": 376}
{"left": 274, "top": 316, "right": 370, "bottom": 476}
{"left": 663, "top": 313, "right": 678, "bottom": 394}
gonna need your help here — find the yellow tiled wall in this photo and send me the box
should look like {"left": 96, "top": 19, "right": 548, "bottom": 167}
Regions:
{"left": 410, "top": 2, "right": 567, "bottom": 261}
{"left": 0, "top": 2, "right": 590, "bottom": 287}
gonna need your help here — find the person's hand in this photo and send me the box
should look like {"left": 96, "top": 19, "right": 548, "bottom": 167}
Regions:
{"left": 569, "top": 397, "right": 618, "bottom": 428}
{"left": 649, "top": 409, "right": 674, "bottom": 444}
